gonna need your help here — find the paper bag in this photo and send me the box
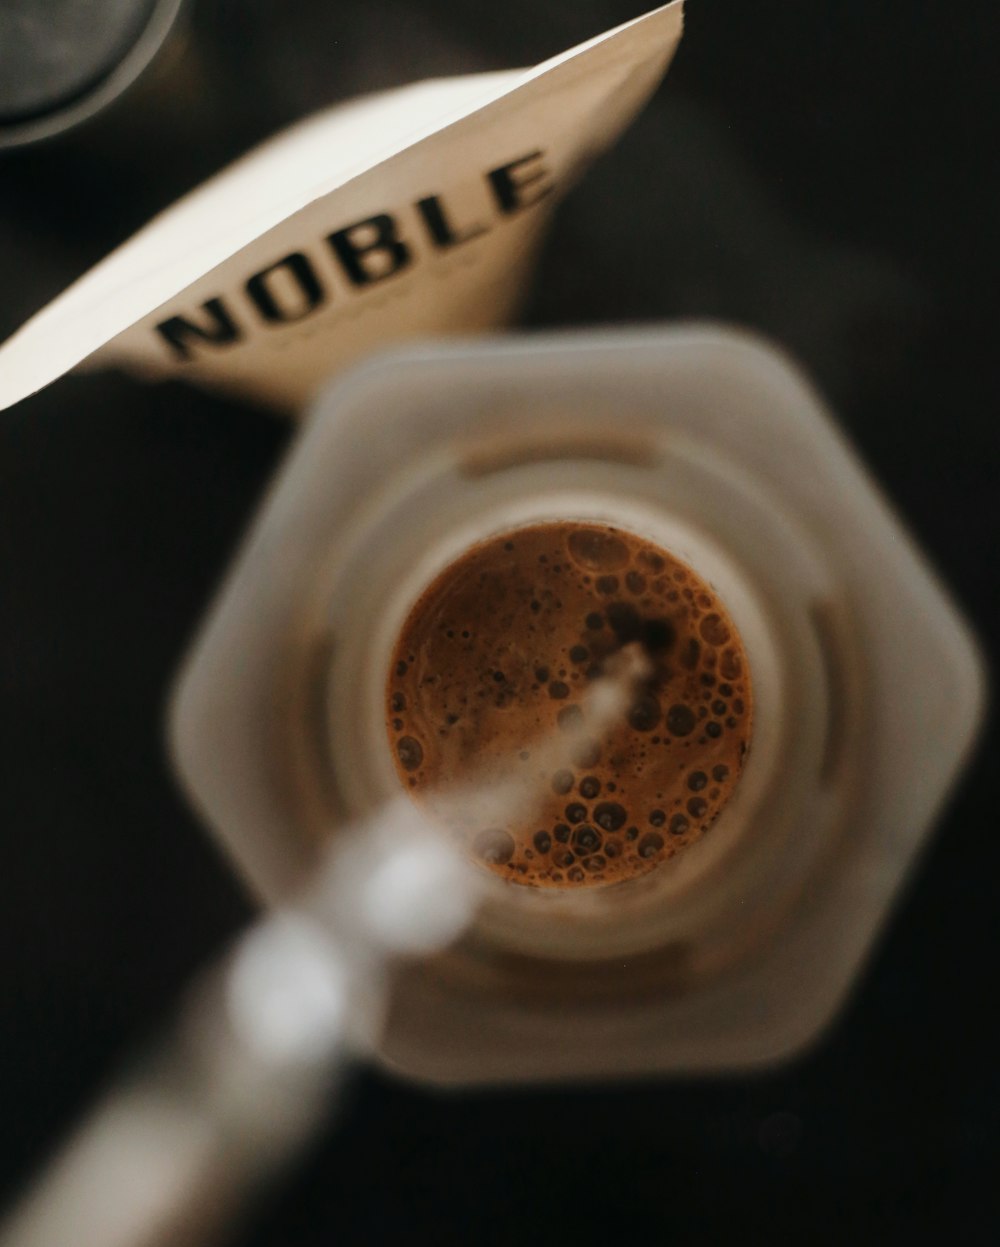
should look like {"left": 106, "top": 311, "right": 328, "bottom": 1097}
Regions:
{"left": 0, "top": 4, "right": 683, "bottom": 414}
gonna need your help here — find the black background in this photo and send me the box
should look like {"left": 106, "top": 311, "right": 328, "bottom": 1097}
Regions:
{"left": 1, "top": 2, "right": 997, "bottom": 1243}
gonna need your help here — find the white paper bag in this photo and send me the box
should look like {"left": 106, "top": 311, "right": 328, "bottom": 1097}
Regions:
{"left": 0, "top": 4, "right": 684, "bottom": 414}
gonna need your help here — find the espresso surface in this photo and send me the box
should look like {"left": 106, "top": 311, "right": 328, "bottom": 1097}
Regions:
{"left": 386, "top": 522, "right": 752, "bottom": 888}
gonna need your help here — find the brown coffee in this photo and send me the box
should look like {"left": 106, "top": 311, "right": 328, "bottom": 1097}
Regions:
{"left": 386, "top": 522, "right": 752, "bottom": 888}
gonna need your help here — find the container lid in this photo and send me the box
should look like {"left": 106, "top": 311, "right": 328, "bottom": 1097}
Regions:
{"left": 170, "top": 324, "right": 985, "bottom": 1080}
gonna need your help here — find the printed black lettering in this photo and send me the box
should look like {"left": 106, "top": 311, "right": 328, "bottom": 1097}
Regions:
{"left": 416, "top": 195, "right": 488, "bottom": 249}
{"left": 487, "top": 151, "right": 552, "bottom": 215}
{"left": 327, "top": 214, "right": 411, "bottom": 286}
{"left": 155, "top": 298, "right": 242, "bottom": 361}
{"left": 245, "top": 252, "right": 325, "bottom": 323}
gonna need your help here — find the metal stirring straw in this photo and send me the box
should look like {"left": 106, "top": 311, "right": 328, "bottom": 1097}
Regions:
{"left": 0, "top": 646, "right": 649, "bottom": 1247}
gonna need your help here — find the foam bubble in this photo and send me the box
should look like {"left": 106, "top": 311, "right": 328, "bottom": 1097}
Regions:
{"left": 666, "top": 704, "right": 696, "bottom": 736}
{"left": 551, "top": 769, "right": 574, "bottom": 795}
{"left": 638, "top": 832, "right": 665, "bottom": 858}
{"left": 628, "top": 692, "right": 661, "bottom": 732}
{"left": 567, "top": 529, "right": 630, "bottom": 571}
{"left": 572, "top": 825, "right": 602, "bottom": 854}
{"left": 593, "top": 802, "right": 627, "bottom": 832}
{"left": 396, "top": 736, "right": 423, "bottom": 771}
{"left": 473, "top": 829, "right": 514, "bottom": 865}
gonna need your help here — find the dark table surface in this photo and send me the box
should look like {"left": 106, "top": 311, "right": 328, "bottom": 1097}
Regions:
{"left": 1, "top": 2, "right": 997, "bottom": 1243}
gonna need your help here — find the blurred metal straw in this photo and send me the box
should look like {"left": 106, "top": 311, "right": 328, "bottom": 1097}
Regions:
{"left": 0, "top": 645, "right": 649, "bottom": 1247}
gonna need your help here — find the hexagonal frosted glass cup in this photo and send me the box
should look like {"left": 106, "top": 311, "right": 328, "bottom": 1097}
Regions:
{"left": 170, "top": 324, "right": 984, "bottom": 1083}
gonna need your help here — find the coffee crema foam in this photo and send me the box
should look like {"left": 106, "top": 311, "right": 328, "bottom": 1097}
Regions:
{"left": 385, "top": 523, "right": 753, "bottom": 888}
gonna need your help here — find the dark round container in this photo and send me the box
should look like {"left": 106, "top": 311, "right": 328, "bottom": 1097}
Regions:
{"left": 0, "top": 0, "right": 184, "bottom": 148}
